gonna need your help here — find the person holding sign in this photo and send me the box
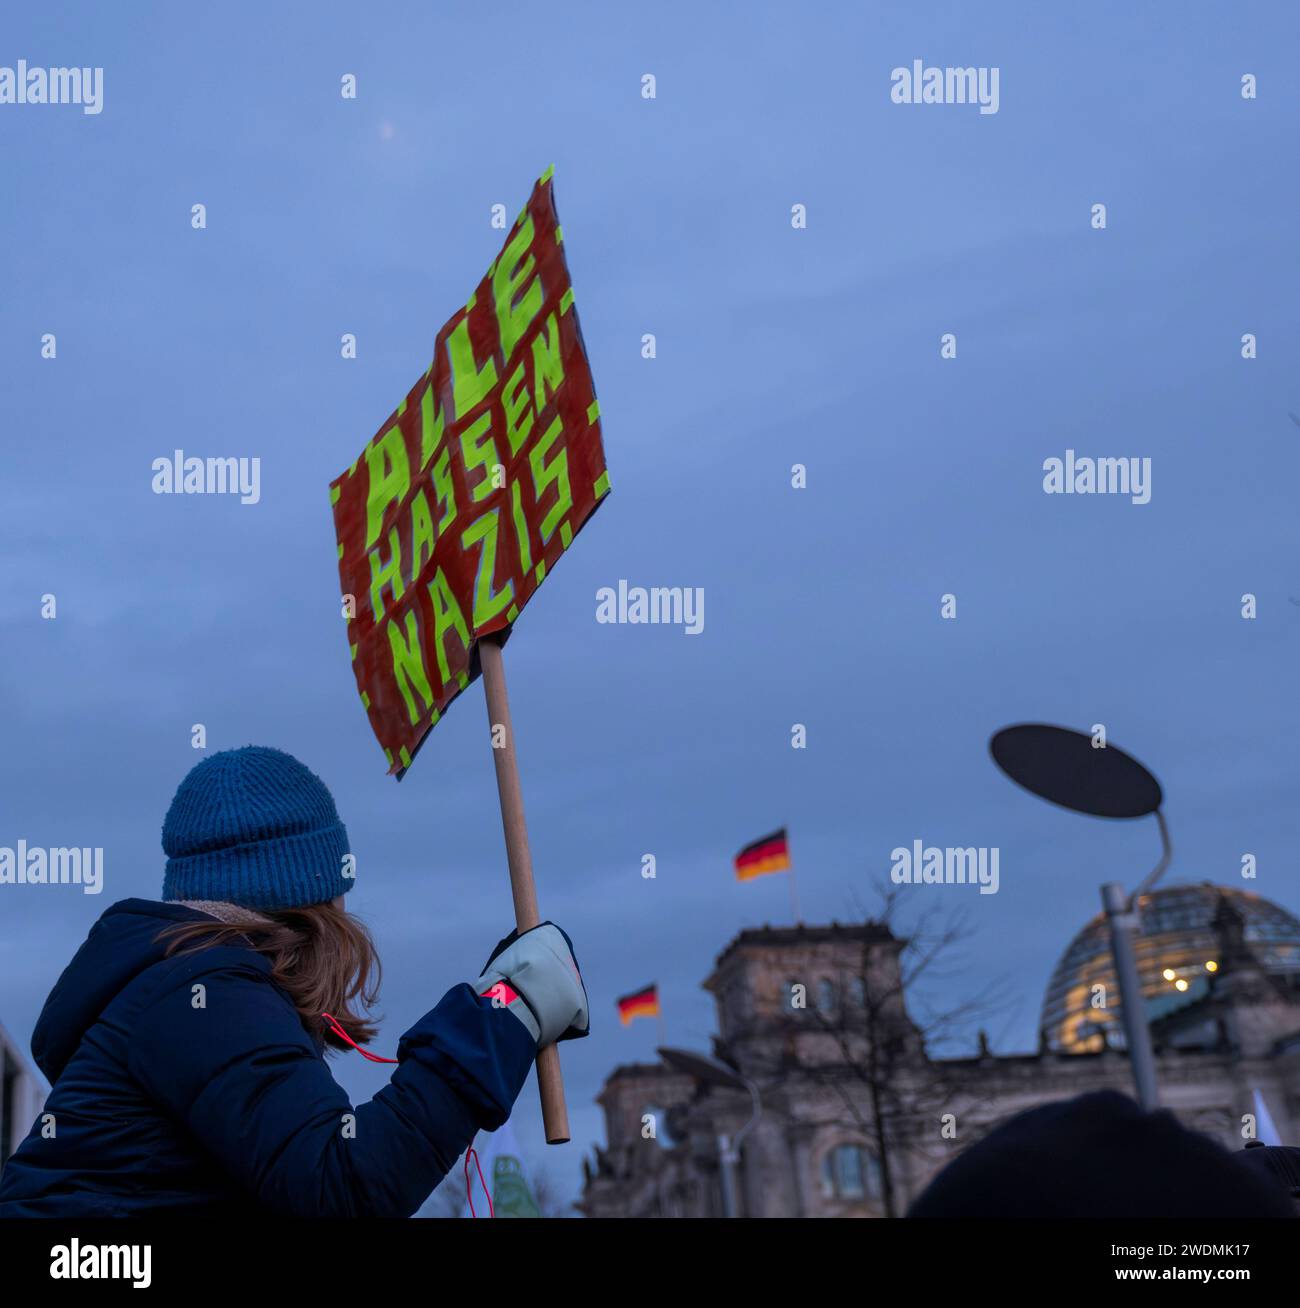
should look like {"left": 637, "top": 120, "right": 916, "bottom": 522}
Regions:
{"left": 330, "top": 168, "right": 611, "bottom": 1143}
{"left": 0, "top": 747, "right": 589, "bottom": 1218}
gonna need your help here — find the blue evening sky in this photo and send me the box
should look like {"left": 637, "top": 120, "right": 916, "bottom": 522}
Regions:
{"left": 2, "top": 2, "right": 1297, "bottom": 1205}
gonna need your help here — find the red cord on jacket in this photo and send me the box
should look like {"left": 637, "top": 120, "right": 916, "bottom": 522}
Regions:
{"left": 320, "top": 1012, "right": 399, "bottom": 1063}
{"left": 322, "top": 1012, "right": 495, "bottom": 1217}
{"left": 465, "top": 1139, "right": 494, "bottom": 1218}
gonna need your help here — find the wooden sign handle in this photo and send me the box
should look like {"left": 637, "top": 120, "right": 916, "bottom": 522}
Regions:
{"left": 478, "top": 635, "right": 571, "bottom": 1144}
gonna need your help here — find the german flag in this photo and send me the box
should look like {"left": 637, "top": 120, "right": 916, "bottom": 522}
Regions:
{"left": 617, "top": 983, "right": 659, "bottom": 1026}
{"left": 734, "top": 827, "right": 790, "bottom": 881}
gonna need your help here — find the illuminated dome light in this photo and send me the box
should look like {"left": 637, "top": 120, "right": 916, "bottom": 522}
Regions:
{"left": 1175, "top": 978, "right": 1189, "bottom": 992}
{"left": 1041, "top": 884, "right": 1300, "bottom": 1053}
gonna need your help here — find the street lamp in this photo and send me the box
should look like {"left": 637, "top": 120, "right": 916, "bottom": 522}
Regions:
{"left": 658, "top": 1047, "right": 762, "bottom": 1218}
{"left": 990, "top": 723, "right": 1171, "bottom": 1110}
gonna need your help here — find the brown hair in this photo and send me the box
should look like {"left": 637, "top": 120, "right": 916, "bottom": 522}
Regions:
{"left": 156, "top": 900, "right": 381, "bottom": 1053}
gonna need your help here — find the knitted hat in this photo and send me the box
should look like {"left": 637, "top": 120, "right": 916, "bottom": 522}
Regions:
{"left": 161, "top": 747, "right": 352, "bottom": 911}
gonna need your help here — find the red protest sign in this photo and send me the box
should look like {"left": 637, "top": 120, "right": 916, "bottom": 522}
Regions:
{"left": 330, "top": 168, "right": 610, "bottom": 776}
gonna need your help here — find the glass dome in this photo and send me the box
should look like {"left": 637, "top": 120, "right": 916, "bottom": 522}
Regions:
{"left": 1040, "top": 883, "right": 1300, "bottom": 1052}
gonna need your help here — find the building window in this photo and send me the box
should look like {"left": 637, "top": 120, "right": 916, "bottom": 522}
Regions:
{"left": 818, "top": 979, "right": 837, "bottom": 1013}
{"left": 850, "top": 977, "right": 866, "bottom": 1007}
{"left": 820, "top": 1144, "right": 880, "bottom": 1201}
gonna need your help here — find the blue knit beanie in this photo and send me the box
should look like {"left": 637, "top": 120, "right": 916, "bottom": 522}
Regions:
{"left": 161, "top": 747, "right": 352, "bottom": 910}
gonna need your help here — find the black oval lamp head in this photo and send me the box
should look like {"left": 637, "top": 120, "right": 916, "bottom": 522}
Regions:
{"left": 989, "top": 723, "right": 1163, "bottom": 819}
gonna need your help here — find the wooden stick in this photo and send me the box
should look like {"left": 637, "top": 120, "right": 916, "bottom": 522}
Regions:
{"left": 478, "top": 635, "right": 571, "bottom": 1145}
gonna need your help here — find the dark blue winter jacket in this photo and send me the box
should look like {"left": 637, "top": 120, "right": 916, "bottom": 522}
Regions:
{"left": 0, "top": 899, "right": 536, "bottom": 1218}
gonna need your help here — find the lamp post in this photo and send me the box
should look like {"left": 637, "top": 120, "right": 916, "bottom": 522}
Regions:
{"left": 990, "top": 723, "right": 1171, "bottom": 1110}
{"left": 658, "top": 1047, "right": 761, "bottom": 1217}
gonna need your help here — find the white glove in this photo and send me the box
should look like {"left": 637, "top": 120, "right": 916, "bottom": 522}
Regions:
{"left": 474, "top": 922, "right": 590, "bottom": 1048}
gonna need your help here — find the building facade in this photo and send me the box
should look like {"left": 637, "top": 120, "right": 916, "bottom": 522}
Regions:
{"left": 580, "top": 885, "right": 1300, "bottom": 1217}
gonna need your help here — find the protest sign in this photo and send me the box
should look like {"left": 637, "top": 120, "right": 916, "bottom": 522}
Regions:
{"left": 328, "top": 169, "right": 609, "bottom": 1143}
{"left": 330, "top": 166, "right": 610, "bottom": 777}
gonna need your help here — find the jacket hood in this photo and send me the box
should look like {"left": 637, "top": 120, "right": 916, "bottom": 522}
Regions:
{"left": 31, "top": 898, "right": 218, "bottom": 1083}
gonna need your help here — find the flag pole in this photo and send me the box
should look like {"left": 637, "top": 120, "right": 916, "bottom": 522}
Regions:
{"left": 787, "top": 827, "right": 802, "bottom": 925}
{"left": 656, "top": 1002, "right": 666, "bottom": 1050}
{"left": 478, "top": 634, "right": 570, "bottom": 1144}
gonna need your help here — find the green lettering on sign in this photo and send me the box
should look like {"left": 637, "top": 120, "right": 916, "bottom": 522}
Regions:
{"left": 493, "top": 217, "right": 543, "bottom": 364}
{"left": 461, "top": 509, "right": 515, "bottom": 627}
{"left": 368, "top": 527, "right": 405, "bottom": 620}
{"left": 530, "top": 312, "right": 564, "bottom": 412}
{"left": 503, "top": 361, "right": 534, "bottom": 457}
{"left": 510, "top": 479, "right": 533, "bottom": 575}
{"left": 459, "top": 411, "right": 500, "bottom": 504}
{"left": 447, "top": 311, "right": 499, "bottom": 420}
{"left": 431, "top": 445, "right": 457, "bottom": 536}
{"left": 420, "top": 382, "right": 446, "bottom": 471}
{"left": 529, "top": 416, "right": 571, "bottom": 545}
{"left": 427, "top": 567, "right": 471, "bottom": 690}
{"left": 409, "top": 489, "right": 436, "bottom": 580}
{"left": 365, "top": 425, "right": 411, "bottom": 550}
{"left": 387, "top": 610, "right": 434, "bottom": 725}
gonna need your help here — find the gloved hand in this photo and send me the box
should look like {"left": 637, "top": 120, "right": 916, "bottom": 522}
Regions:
{"left": 474, "top": 922, "right": 590, "bottom": 1049}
